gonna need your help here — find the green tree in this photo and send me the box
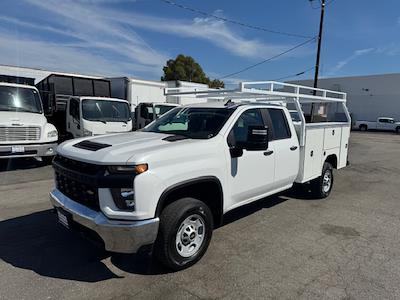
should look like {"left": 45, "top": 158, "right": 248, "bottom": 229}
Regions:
{"left": 161, "top": 54, "right": 224, "bottom": 88}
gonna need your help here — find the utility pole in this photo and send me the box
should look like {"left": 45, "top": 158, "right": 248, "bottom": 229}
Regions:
{"left": 310, "top": 0, "right": 326, "bottom": 122}
{"left": 313, "top": 0, "right": 325, "bottom": 91}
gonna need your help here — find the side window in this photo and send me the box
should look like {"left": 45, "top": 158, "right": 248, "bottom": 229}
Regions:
{"left": 268, "top": 108, "right": 291, "bottom": 140}
{"left": 69, "top": 99, "right": 79, "bottom": 120}
{"left": 228, "top": 109, "right": 264, "bottom": 147}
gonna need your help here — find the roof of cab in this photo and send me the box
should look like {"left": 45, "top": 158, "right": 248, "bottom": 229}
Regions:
{"left": 0, "top": 82, "right": 38, "bottom": 90}
{"left": 75, "top": 96, "right": 129, "bottom": 103}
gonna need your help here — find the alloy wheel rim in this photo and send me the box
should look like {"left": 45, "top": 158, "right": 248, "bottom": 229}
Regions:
{"left": 175, "top": 214, "right": 205, "bottom": 258}
{"left": 322, "top": 170, "right": 332, "bottom": 193}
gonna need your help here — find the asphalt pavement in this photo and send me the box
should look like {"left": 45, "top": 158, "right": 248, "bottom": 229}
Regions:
{"left": 1, "top": 131, "right": 400, "bottom": 299}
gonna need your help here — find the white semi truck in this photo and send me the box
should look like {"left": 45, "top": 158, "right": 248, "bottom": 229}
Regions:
{"left": 49, "top": 81, "right": 351, "bottom": 270}
{"left": 0, "top": 76, "right": 58, "bottom": 162}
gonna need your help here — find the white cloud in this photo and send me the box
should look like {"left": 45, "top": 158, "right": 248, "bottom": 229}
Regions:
{"left": 1, "top": 0, "right": 311, "bottom": 79}
{"left": 26, "top": 0, "right": 305, "bottom": 60}
{"left": 101, "top": 9, "right": 301, "bottom": 59}
{"left": 328, "top": 48, "right": 374, "bottom": 75}
{"left": 0, "top": 30, "right": 156, "bottom": 77}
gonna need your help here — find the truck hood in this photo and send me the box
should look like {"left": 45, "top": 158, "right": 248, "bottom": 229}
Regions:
{"left": 57, "top": 131, "right": 215, "bottom": 165}
{"left": 0, "top": 111, "right": 46, "bottom": 127}
{"left": 83, "top": 119, "right": 132, "bottom": 135}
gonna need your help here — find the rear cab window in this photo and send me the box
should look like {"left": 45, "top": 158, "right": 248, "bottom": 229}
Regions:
{"left": 265, "top": 108, "right": 291, "bottom": 140}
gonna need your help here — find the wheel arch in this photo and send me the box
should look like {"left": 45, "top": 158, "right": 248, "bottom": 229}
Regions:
{"left": 325, "top": 154, "right": 338, "bottom": 169}
{"left": 155, "top": 176, "right": 224, "bottom": 227}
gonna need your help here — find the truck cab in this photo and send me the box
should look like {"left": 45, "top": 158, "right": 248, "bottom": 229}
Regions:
{"left": 66, "top": 96, "right": 132, "bottom": 138}
{"left": 0, "top": 80, "right": 58, "bottom": 162}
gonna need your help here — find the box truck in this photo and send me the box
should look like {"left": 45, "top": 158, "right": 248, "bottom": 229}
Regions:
{"left": 36, "top": 74, "right": 132, "bottom": 140}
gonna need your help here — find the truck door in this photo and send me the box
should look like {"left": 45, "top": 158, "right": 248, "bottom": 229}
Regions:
{"left": 265, "top": 108, "right": 299, "bottom": 188}
{"left": 135, "top": 103, "right": 153, "bottom": 129}
{"left": 226, "top": 108, "right": 275, "bottom": 206}
{"left": 67, "top": 97, "right": 82, "bottom": 138}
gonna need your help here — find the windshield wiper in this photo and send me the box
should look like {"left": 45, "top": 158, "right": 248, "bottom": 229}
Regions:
{"left": 90, "top": 119, "right": 107, "bottom": 124}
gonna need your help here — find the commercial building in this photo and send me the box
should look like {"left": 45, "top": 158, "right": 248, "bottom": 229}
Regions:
{"left": 291, "top": 73, "right": 400, "bottom": 121}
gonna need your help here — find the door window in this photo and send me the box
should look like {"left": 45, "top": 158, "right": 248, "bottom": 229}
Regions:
{"left": 228, "top": 109, "right": 265, "bottom": 147}
{"left": 267, "top": 108, "right": 291, "bottom": 140}
{"left": 69, "top": 98, "right": 79, "bottom": 120}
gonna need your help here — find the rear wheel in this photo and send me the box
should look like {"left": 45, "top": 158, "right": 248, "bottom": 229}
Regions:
{"left": 359, "top": 125, "right": 367, "bottom": 132}
{"left": 310, "top": 162, "right": 334, "bottom": 199}
{"left": 396, "top": 127, "right": 400, "bottom": 134}
{"left": 154, "top": 198, "right": 213, "bottom": 271}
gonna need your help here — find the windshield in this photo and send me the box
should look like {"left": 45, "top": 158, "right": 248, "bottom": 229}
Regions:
{"left": 0, "top": 86, "right": 42, "bottom": 114}
{"left": 143, "top": 107, "right": 235, "bottom": 139}
{"left": 82, "top": 99, "right": 131, "bottom": 123}
{"left": 154, "top": 105, "right": 177, "bottom": 118}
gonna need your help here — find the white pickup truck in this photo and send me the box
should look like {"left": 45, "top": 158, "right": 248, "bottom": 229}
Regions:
{"left": 0, "top": 82, "right": 58, "bottom": 162}
{"left": 49, "top": 81, "right": 351, "bottom": 270}
{"left": 355, "top": 117, "right": 400, "bottom": 133}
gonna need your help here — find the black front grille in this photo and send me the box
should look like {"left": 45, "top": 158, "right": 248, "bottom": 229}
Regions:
{"left": 53, "top": 155, "right": 104, "bottom": 211}
{"left": 55, "top": 171, "right": 100, "bottom": 211}
{"left": 53, "top": 155, "right": 103, "bottom": 175}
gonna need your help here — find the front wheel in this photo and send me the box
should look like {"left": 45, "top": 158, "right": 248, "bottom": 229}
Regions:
{"left": 154, "top": 198, "right": 213, "bottom": 271}
{"left": 396, "top": 127, "right": 400, "bottom": 134}
{"left": 310, "top": 162, "right": 334, "bottom": 199}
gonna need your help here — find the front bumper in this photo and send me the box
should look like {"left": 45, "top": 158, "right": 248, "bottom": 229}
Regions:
{"left": 50, "top": 189, "right": 159, "bottom": 253}
{"left": 0, "top": 142, "right": 57, "bottom": 158}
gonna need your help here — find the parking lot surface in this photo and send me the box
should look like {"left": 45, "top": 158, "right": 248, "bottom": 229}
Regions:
{"left": 1, "top": 131, "right": 400, "bottom": 300}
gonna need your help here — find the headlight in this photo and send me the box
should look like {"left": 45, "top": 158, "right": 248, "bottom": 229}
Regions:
{"left": 47, "top": 130, "right": 58, "bottom": 138}
{"left": 108, "top": 164, "right": 148, "bottom": 174}
{"left": 83, "top": 129, "right": 93, "bottom": 136}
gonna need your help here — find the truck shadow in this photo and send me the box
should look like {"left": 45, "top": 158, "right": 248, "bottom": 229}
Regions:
{"left": 0, "top": 188, "right": 317, "bottom": 280}
{"left": 0, "top": 209, "right": 172, "bottom": 280}
{"left": 222, "top": 187, "right": 318, "bottom": 227}
{"left": 0, "top": 158, "right": 50, "bottom": 172}
{"left": 0, "top": 210, "right": 121, "bottom": 282}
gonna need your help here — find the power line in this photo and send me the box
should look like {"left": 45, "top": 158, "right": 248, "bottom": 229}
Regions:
{"left": 160, "top": 0, "right": 314, "bottom": 39}
{"left": 219, "top": 37, "right": 316, "bottom": 79}
{"left": 273, "top": 66, "right": 315, "bottom": 81}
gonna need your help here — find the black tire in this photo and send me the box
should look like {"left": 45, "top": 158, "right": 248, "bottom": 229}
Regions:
{"left": 310, "top": 162, "right": 334, "bottom": 199}
{"left": 359, "top": 125, "right": 367, "bottom": 132}
{"left": 154, "top": 198, "right": 213, "bottom": 271}
{"left": 396, "top": 127, "right": 400, "bottom": 134}
{"left": 41, "top": 156, "right": 54, "bottom": 165}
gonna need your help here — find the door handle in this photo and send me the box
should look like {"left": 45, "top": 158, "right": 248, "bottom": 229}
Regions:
{"left": 263, "top": 150, "right": 274, "bottom": 156}
{"left": 290, "top": 146, "right": 298, "bottom": 151}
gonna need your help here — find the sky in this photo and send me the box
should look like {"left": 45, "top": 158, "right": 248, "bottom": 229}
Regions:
{"left": 1, "top": 0, "right": 400, "bottom": 86}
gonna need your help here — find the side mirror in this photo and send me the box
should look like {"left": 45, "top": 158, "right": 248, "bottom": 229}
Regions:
{"left": 242, "top": 125, "right": 269, "bottom": 151}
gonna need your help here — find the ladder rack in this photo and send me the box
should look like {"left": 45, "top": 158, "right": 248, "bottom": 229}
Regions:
{"left": 165, "top": 81, "right": 347, "bottom": 103}
{"left": 165, "top": 81, "right": 350, "bottom": 147}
